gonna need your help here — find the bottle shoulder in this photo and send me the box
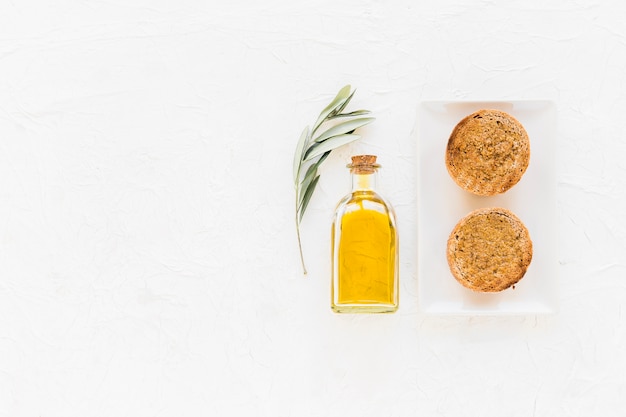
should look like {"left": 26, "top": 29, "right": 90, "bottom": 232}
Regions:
{"left": 334, "top": 191, "right": 396, "bottom": 217}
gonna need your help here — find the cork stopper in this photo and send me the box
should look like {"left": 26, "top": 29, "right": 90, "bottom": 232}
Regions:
{"left": 348, "top": 154, "right": 380, "bottom": 174}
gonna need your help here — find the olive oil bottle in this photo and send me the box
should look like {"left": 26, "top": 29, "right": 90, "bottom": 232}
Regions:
{"left": 331, "top": 155, "right": 398, "bottom": 313}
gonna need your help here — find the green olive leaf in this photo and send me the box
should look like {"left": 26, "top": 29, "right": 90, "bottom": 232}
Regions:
{"left": 293, "top": 126, "right": 310, "bottom": 184}
{"left": 313, "top": 117, "right": 375, "bottom": 143}
{"left": 298, "top": 174, "right": 320, "bottom": 222}
{"left": 299, "top": 152, "right": 330, "bottom": 208}
{"left": 331, "top": 88, "right": 356, "bottom": 116}
{"left": 328, "top": 109, "right": 371, "bottom": 119}
{"left": 312, "top": 85, "right": 351, "bottom": 134}
{"left": 303, "top": 134, "right": 361, "bottom": 162}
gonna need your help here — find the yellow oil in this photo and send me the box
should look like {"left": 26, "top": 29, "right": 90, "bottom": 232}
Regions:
{"left": 331, "top": 193, "right": 398, "bottom": 313}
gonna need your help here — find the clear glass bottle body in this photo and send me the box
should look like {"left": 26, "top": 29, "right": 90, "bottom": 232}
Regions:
{"left": 331, "top": 156, "right": 398, "bottom": 313}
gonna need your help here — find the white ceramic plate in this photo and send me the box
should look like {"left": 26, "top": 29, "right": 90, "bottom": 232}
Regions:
{"left": 416, "top": 101, "right": 558, "bottom": 315}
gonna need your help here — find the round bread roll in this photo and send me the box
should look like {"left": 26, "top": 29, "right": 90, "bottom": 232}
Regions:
{"left": 446, "top": 109, "right": 530, "bottom": 196}
{"left": 447, "top": 207, "right": 533, "bottom": 292}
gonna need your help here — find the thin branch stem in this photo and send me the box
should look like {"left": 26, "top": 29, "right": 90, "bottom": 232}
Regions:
{"left": 295, "top": 194, "right": 307, "bottom": 276}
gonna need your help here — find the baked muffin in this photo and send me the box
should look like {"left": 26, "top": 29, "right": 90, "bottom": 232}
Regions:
{"left": 446, "top": 207, "right": 533, "bottom": 292}
{"left": 446, "top": 109, "right": 530, "bottom": 196}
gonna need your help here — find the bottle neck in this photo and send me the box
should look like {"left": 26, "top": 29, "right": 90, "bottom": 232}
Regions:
{"left": 351, "top": 170, "right": 378, "bottom": 192}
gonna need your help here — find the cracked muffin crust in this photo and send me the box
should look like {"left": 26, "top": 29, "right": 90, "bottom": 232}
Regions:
{"left": 446, "top": 109, "right": 530, "bottom": 196}
{"left": 446, "top": 207, "right": 533, "bottom": 292}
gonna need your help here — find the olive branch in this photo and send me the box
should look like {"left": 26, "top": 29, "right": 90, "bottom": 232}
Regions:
{"left": 293, "top": 85, "right": 374, "bottom": 275}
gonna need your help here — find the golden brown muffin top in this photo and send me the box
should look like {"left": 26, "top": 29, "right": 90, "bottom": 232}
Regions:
{"left": 446, "top": 109, "right": 530, "bottom": 196}
{"left": 446, "top": 207, "right": 533, "bottom": 292}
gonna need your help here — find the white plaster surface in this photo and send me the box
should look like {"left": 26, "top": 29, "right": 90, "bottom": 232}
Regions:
{"left": 1, "top": 0, "right": 625, "bottom": 415}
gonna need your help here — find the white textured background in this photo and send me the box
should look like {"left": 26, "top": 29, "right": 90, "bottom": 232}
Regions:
{"left": 1, "top": 0, "right": 625, "bottom": 416}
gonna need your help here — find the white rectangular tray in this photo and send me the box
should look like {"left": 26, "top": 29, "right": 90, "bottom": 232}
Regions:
{"left": 417, "top": 100, "right": 558, "bottom": 315}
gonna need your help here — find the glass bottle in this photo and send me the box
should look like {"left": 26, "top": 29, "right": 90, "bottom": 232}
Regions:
{"left": 331, "top": 155, "right": 399, "bottom": 313}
